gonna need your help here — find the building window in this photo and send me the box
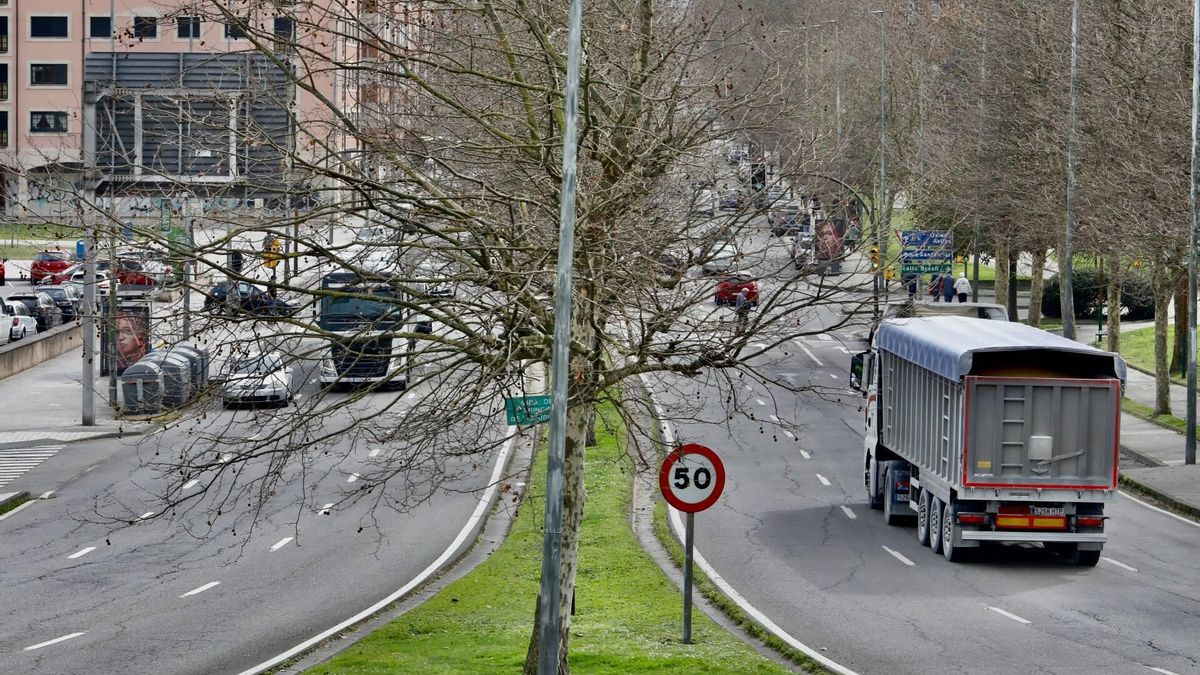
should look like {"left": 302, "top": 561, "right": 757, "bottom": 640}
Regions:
{"left": 30, "top": 64, "right": 68, "bottom": 87}
{"left": 0, "top": 64, "right": 8, "bottom": 101}
{"left": 30, "top": 16, "right": 69, "bottom": 38}
{"left": 273, "top": 17, "right": 294, "bottom": 38}
{"left": 177, "top": 16, "right": 200, "bottom": 39}
{"left": 0, "top": 111, "right": 7, "bottom": 147}
{"left": 30, "top": 111, "right": 68, "bottom": 134}
{"left": 0, "top": 17, "right": 9, "bottom": 53}
{"left": 225, "top": 20, "right": 246, "bottom": 39}
{"left": 133, "top": 16, "right": 157, "bottom": 40}
{"left": 90, "top": 16, "right": 112, "bottom": 38}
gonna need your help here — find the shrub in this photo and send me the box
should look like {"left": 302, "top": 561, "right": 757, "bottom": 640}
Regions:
{"left": 1041, "top": 268, "right": 1155, "bottom": 320}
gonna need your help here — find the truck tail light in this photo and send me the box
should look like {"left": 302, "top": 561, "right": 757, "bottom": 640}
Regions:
{"left": 957, "top": 513, "right": 987, "bottom": 525}
{"left": 1075, "top": 516, "right": 1105, "bottom": 528}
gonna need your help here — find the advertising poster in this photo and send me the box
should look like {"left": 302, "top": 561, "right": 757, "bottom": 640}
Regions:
{"left": 101, "top": 304, "right": 151, "bottom": 376}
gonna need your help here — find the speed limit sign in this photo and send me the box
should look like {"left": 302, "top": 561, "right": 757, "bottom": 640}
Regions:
{"left": 659, "top": 443, "right": 725, "bottom": 513}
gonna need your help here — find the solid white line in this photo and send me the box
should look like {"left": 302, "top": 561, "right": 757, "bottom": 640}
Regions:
{"left": 816, "top": 473, "right": 831, "bottom": 486}
{"left": 138, "top": 511, "right": 155, "bottom": 520}
{"left": 755, "top": 398, "right": 766, "bottom": 406}
{"left": 840, "top": 505, "right": 857, "bottom": 520}
{"left": 1147, "top": 667, "right": 1181, "bottom": 675}
{"left": 368, "top": 448, "right": 381, "bottom": 458}
{"left": 1102, "top": 557, "right": 1138, "bottom": 572}
{"left": 346, "top": 473, "right": 359, "bottom": 483}
{"left": 800, "top": 449, "right": 812, "bottom": 459}
{"left": 796, "top": 341, "right": 824, "bottom": 367}
{"left": 0, "top": 500, "right": 36, "bottom": 521}
{"left": 240, "top": 432, "right": 518, "bottom": 675}
{"left": 882, "top": 546, "right": 915, "bottom": 566}
{"left": 24, "top": 632, "right": 86, "bottom": 651}
{"left": 39, "top": 491, "right": 54, "bottom": 499}
{"left": 180, "top": 581, "right": 221, "bottom": 598}
{"left": 182, "top": 479, "right": 199, "bottom": 490}
{"left": 270, "top": 537, "right": 294, "bottom": 552}
{"left": 67, "top": 546, "right": 96, "bottom": 560}
{"left": 987, "top": 606, "right": 1031, "bottom": 624}
{"left": 783, "top": 430, "right": 795, "bottom": 439}
{"left": 1120, "top": 491, "right": 1200, "bottom": 529}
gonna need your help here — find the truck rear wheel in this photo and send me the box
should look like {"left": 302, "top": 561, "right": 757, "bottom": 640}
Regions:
{"left": 941, "top": 500, "right": 967, "bottom": 562}
{"left": 928, "top": 496, "right": 944, "bottom": 554}
{"left": 915, "top": 489, "right": 931, "bottom": 546}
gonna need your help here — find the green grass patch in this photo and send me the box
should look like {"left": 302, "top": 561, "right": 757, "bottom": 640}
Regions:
{"left": 0, "top": 222, "right": 79, "bottom": 241}
{"left": 0, "top": 493, "right": 30, "bottom": 516}
{"left": 306, "top": 404, "right": 790, "bottom": 675}
{"left": 1120, "top": 325, "right": 1192, "bottom": 384}
{"left": 1120, "top": 398, "right": 1198, "bottom": 439}
{"left": 0, "top": 244, "right": 54, "bottom": 259}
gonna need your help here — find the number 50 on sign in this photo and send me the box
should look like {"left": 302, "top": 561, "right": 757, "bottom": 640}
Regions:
{"left": 660, "top": 443, "right": 726, "bottom": 513}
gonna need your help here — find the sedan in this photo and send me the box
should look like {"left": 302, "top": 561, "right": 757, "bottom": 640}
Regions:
{"left": 30, "top": 250, "right": 71, "bottom": 284}
{"left": 715, "top": 272, "right": 759, "bottom": 306}
{"left": 3, "top": 301, "right": 38, "bottom": 342}
{"left": 205, "top": 280, "right": 299, "bottom": 317}
{"left": 222, "top": 352, "right": 293, "bottom": 408}
{"left": 35, "top": 285, "right": 84, "bottom": 321}
{"left": 69, "top": 269, "right": 116, "bottom": 296}
{"left": 7, "top": 292, "right": 63, "bottom": 331}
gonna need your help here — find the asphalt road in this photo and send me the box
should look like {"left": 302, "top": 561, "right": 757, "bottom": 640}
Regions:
{"left": 0, "top": 359, "right": 514, "bottom": 674}
{"left": 646, "top": 230, "right": 1200, "bottom": 675}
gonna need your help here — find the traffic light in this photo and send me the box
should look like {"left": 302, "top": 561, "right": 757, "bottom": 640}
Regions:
{"left": 869, "top": 246, "right": 880, "bottom": 269}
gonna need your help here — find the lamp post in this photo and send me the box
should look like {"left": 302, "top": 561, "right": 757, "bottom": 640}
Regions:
{"left": 873, "top": 9, "right": 886, "bottom": 321}
{"left": 827, "top": 20, "right": 842, "bottom": 182}
{"left": 1188, "top": 0, "right": 1199, "bottom": 465}
{"left": 972, "top": 14, "right": 988, "bottom": 302}
{"left": 1062, "top": 0, "right": 1080, "bottom": 339}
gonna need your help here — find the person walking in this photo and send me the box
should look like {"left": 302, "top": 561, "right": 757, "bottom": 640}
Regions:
{"left": 954, "top": 273, "right": 972, "bottom": 303}
{"left": 942, "top": 272, "right": 956, "bottom": 303}
{"left": 734, "top": 286, "right": 752, "bottom": 334}
{"left": 928, "top": 274, "right": 943, "bottom": 302}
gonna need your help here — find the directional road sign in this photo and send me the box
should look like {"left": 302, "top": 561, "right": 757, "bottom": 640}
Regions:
{"left": 505, "top": 394, "right": 552, "bottom": 425}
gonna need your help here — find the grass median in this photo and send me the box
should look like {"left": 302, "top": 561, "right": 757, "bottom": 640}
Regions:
{"left": 305, "top": 402, "right": 790, "bottom": 674}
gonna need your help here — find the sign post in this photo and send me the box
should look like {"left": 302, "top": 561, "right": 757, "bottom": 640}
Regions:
{"left": 659, "top": 443, "right": 726, "bottom": 644}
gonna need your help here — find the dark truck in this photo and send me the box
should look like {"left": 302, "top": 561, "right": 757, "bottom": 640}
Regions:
{"left": 317, "top": 272, "right": 414, "bottom": 389}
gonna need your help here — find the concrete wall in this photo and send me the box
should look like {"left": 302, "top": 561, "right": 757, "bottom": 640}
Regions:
{"left": 0, "top": 322, "right": 81, "bottom": 380}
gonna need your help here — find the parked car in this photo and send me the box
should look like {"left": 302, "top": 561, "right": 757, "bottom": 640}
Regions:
{"left": 3, "top": 301, "right": 38, "bottom": 342}
{"left": 0, "top": 257, "right": 6, "bottom": 285}
{"left": 205, "top": 280, "right": 299, "bottom": 317}
{"left": 30, "top": 250, "right": 72, "bottom": 284}
{"left": 701, "top": 240, "right": 741, "bottom": 276}
{"left": 68, "top": 269, "right": 116, "bottom": 295}
{"left": 769, "top": 203, "right": 806, "bottom": 237}
{"left": 222, "top": 352, "right": 293, "bottom": 408}
{"left": 718, "top": 191, "right": 742, "bottom": 211}
{"left": 35, "top": 284, "right": 84, "bottom": 321}
{"left": 7, "top": 291, "right": 63, "bottom": 330}
{"left": 116, "top": 249, "right": 172, "bottom": 285}
{"left": 692, "top": 188, "right": 718, "bottom": 216}
{"left": 715, "top": 272, "right": 759, "bottom": 306}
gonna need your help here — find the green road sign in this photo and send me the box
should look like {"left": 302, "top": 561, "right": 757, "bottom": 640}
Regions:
{"left": 505, "top": 394, "right": 552, "bottom": 425}
{"left": 901, "top": 263, "right": 953, "bottom": 274}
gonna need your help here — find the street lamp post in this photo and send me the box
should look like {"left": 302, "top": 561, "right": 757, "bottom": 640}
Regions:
{"left": 873, "top": 9, "right": 886, "bottom": 321}
{"left": 1187, "top": 0, "right": 1199, "bottom": 465}
{"left": 828, "top": 20, "right": 842, "bottom": 182}
{"left": 1062, "top": 0, "right": 1080, "bottom": 339}
{"left": 972, "top": 14, "right": 988, "bottom": 302}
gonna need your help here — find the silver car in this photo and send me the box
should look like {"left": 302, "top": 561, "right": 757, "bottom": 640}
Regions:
{"left": 222, "top": 352, "right": 293, "bottom": 408}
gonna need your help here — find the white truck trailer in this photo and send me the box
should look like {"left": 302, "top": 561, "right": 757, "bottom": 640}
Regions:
{"left": 850, "top": 316, "right": 1126, "bottom": 565}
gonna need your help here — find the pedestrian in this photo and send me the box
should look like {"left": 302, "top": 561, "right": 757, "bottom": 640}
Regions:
{"left": 230, "top": 249, "right": 244, "bottom": 275}
{"left": 928, "top": 275, "right": 943, "bottom": 302}
{"left": 905, "top": 273, "right": 918, "bottom": 298}
{"left": 954, "top": 273, "right": 971, "bottom": 303}
{"left": 942, "top": 272, "right": 956, "bottom": 303}
{"left": 845, "top": 218, "right": 861, "bottom": 250}
{"left": 734, "top": 286, "right": 752, "bottom": 334}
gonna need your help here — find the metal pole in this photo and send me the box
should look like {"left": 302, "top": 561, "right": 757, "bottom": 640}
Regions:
{"left": 81, "top": 84, "right": 99, "bottom": 426}
{"left": 873, "top": 10, "right": 885, "bottom": 321}
{"left": 829, "top": 21, "right": 842, "bottom": 182}
{"left": 182, "top": 218, "right": 194, "bottom": 340}
{"left": 1062, "top": 0, "right": 1080, "bottom": 339}
{"left": 537, "top": 0, "right": 584, "bottom": 671}
{"left": 1188, "top": 0, "right": 1199, "bottom": 465}
{"left": 683, "top": 512, "right": 695, "bottom": 644}
{"left": 972, "top": 14, "right": 987, "bottom": 302}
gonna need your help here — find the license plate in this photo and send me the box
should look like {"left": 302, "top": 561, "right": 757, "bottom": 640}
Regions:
{"left": 1030, "top": 507, "right": 1064, "bottom": 516}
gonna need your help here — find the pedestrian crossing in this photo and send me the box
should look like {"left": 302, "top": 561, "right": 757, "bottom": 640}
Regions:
{"left": 0, "top": 445, "right": 64, "bottom": 489}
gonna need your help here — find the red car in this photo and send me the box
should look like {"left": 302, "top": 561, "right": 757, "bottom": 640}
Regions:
{"left": 715, "top": 272, "right": 759, "bottom": 306}
{"left": 30, "top": 250, "right": 72, "bottom": 284}
{"left": 0, "top": 256, "right": 6, "bottom": 285}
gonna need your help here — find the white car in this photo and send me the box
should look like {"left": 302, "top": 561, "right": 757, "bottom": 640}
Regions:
{"left": 701, "top": 240, "right": 741, "bottom": 276}
{"left": 70, "top": 269, "right": 116, "bottom": 295}
{"left": 693, "top": 188, "right": 718, "bottom": 216}
{"left": 4, "top": 301, "right": 38, "bottom": 343}
{"left": 222, "top": 352, "right": 293, "bottom": 408}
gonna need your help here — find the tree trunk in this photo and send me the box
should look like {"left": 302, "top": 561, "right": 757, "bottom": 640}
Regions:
{"left": 1171, "top": 273, "right": 1188, "bottom": 377}
{"left": 1106, "top": 254, "right": 1121, "bottom": 353}
{"left": 1027, "top": 249, "right": 1045, "bottom": 327}
{"left": 1006, "top": 248, "right": 1019, "bottom": 322}
{"left": 994, "top": 237, "right": 1010, "bottom": 307}
{"left": 1152, "top": 261, "right": 1172, "bottom": 415}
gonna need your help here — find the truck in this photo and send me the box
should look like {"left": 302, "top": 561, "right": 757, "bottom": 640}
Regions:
{"left": 317, "top": 272, "right": 415, "bottom": 390}
{"left": 849, "top": 316, "right": 1126, "bottom": 565}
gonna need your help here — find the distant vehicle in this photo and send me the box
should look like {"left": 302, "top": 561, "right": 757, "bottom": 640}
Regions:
{"left": 222, "top": 351, "right": 293, "bottom": 408}
{"left": 850, "top": 316, "right": 1125, "bottom": 565}
{"left": 7, "top": 291, "right": 63, "bottom": 330}
{"left": 768, "top": 203, "right": 806, "bottom": 237}
{"left": 204, "top": 280, "right": 298, "bottom": 317}
{"left": 3, "top": 301, "right": 38, "bottom": 342}
{"left": 693, "top": 188, "right": 718, "bottom": 216}
{"left": 115, "top": 249, "right": 172, "bottom": 285}
{"left": 718, "top": 191, "right": 742, "bottom": 211}
{"left": 715, "top": 272, "right": 759, "bottom": 306}
{"left": 0, "top": 257, "right": 6, "bottom": 285}
{"left": 700, "top": 240, "right": 740, "bottom": 276}
{"left": 30, "top": 250, "right": 72, "bottom": 284}
{"left": 35, "top": 285, "right": 84, "bottom": 321}
{"left": 318, "top": 273, "right": 415, "bottom": 389}
{"left": 69, "top": 269, "right": 115, "bottom": 295}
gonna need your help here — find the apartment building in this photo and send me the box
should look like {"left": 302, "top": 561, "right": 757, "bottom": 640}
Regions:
{"left": 0, "top": 1, "right": 415, "bottom": 220}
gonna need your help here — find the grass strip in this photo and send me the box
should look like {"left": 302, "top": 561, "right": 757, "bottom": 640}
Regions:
{"left": 1121, "top": 398, "right": 1198, "bottom": 439}
{"left": 1120, "top": 325, "right": 1192, "bottom": 386}
{"left": 0, "top": 244, "right": 57, "bottom": 259}
{"left": 0, "top": 493, "right": 31, "bottom": 516}
{"left": 306, "top": 402, "right": 790, "bottom": 674}
{"left": 652, "top": 501, "right": 825, "bottom": 673}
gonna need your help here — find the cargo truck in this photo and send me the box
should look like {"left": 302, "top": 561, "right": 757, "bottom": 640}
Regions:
{"left": 849, "top": 316, "right": 1126, "bottom": 565}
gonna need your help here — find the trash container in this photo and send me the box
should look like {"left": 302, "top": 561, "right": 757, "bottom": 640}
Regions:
{"left": 139, "top": 351, "right": 193, "bottom": 409}
{"left": 120, "top": 360, "right": 165, "bottom": 414}
{"left": 164, "top": 343, "right": 205, "bottom": 399}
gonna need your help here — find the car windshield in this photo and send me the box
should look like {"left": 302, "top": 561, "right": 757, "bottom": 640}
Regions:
{"left": 234, "top": 355, "right": 280, "bottom": 375}
{"left": 39, "top": 289, "right": 66, "bottom": 300}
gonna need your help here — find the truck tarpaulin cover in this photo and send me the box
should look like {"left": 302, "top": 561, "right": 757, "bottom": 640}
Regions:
{"left": 873, "top": 315, "right": 1127, "bottom": 382}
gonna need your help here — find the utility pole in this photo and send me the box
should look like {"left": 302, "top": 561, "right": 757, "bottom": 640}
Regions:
{"left": 81, "top": 83, "right": 99, "bottom": 426}
{"left": 1187, "top": 0, "right": 1199, "bottom": 465}
{"left": 536, "top": 0, "right": 583, "bottom": 671}
{"left": 873, "top": 9, "right": 886, "bottom": 321}
{"left": 971, "top": 14, "right": 987, "bottom": 302}
{"left": 1062, "top": 0, "right": 1080, "bottom": 339}
{"left": 828, "top": 20, "right": 842, "bottom": 182}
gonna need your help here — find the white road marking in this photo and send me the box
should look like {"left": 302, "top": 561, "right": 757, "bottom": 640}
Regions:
{"left": 39, "top": 491, "right": 54, "bottom": 499}
{"left": 180, "top": 581, "right": 221, "bottom": 598}
{"left": 744, "top": 385, "right": 753, "bottom": 392}
{"left": 769, "top": 414, "right": 779, "bottom": 422}
{"left": 817, "top": 333, "right": 832, "bottom": 341}
{"left": 220, "top": 453, "right": 233, "bottom": 463}
{"left": 67, "top": 546, "right": 96, "bottom": 560}
{"left": 840, "top": 505, "right": 857, "bottom": 520}
{"left": 815, "top": 473, "right": 831, "bottom": 486}
{"left": 830, "top": 373, "right": 839, "bottom": 380}
{"left": 406, "top": 392, "right": 416, "bottom": 400}
{"left": 753, "top": 343, "right": 767, "bottom": 349}
{"left": 755, "top": 398, "right": 766, "bottom": 406}
{"left": 800, "top": 449, "right": 812, "bottom": 459}
{"left": 1102, "top": 557, "right": 1138, "bottom": 572}
{"left": 320, "top": 503, "right": 333, "bottom": 515}
{"left": 182, "top": 479, "right": 199, "bottom": 490}
{"left": 24, "top": 632, "right": 86, "bottom": 651}
{"left": 139, "top": 512, "right": 155, "bottom": 520}
{"left": 241, "top": 433, "right": 520, "bottom": 675}
{"left": 368, "top": 448, "right": 381, "bottom": 458}
{"left": 987, "top": 606, "right": 1031, "bottom": 624}
{"left": 346, "top": 473, "right": 359, "bottom": 483}
{"left": 1121, "top": 491, "right": 1200, "bottom": 529}
{"left": 783, "top": 430, "right": 795, "bottom": 439}
{"left": 0, "top": 500, "right": 36, "bottom": 521}
{"left": 270, "top": 537, "right": 294, "bottom": 551}
{"left": 882, "top": 546, "right": 915, "bottom": 566}
{"left": 1147, "top": 667, "right": 1181, "bottom": 675}
{"left": 795, "top": 341, "right": 824, "bottom": 367}
{"left": 837, "top": 346, "right": 850, "bottom": 354}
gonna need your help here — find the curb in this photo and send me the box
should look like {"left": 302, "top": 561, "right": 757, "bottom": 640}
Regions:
{"left": 1119, "top": 473, "right": 1200, "bottom": 521}
{"left": 1125, "top": 361, "right": 1188, "bottom": 389}
{"left": 0, "top": 424, "right": 155, "bottom": 450}
{"left": 0, "top": 490, "right": 30, "bottom": 509}
{"left": 1118, "top": 442, "right": 1166, "bottom": 469}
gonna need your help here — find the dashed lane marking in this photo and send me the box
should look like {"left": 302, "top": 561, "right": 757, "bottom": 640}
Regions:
{"left": 67, "top": 546, "right": 96, "bottom": 560}
{"left": 830, "top": 373, "right": 839, "bottom": 380}
{"left": 840, "top": 506, "right": 857, "bottom": 520}
{"left": 800, "top": 449, "right": 812, "bottom": 459}
{"left": 368, "top": 448, "right": 381, "bottom": 458}
{"left": 347, "top": 473, "right": 360, "bottom": 484}
{"left": 1147, "top": 667, "right": 1181, "bottom": 675}
{"left": 769, "top": 414, "right": 779, "bottom": 422}
{"left": 182, "top": 479, "right": 199, "bottom": 490}
{"left": 755, "top": 398, "right": 766, "bottom": 406}
{"left": 320, "top": 503, "right": 333, "bottom": 515}
{"left": 882, "top": 546, "right": 915, "bottom": 566}
{"left": 1102, "top": 557, "right": 1138, "bottom": 572}
{"left": 180, "top": 581, "right": 221, "bottom": 598}
{"left": 138, "top": 512, "right": 155, "bottom": 520}
{"left": 815, "top": 473, "right": 831, "bottom": 486}
{"left": 783, "top": 430, "right": 795, "bottom": 439}
{"left": 987, "top": 606, "right": 1031, "bottom": 625}
{"left": 817, "top": 334, "right": 832, "bottom": 341}
{"left": 270, "top": 537, "right": 294, "bottom": 552}
{"left": 24, "top": 632, "right": 86, "bottom": 651}
{"left": 794, "top": 340, "right": 825, "bottom": 367}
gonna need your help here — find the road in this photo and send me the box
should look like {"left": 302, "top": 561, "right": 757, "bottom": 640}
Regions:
{"left": 646, "top": 226, "right": 1200, "bottom": 675}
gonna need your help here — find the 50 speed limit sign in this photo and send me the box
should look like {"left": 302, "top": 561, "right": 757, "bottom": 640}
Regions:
{"left": 659, "top": 443, "right": 726, "bottom": 513}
